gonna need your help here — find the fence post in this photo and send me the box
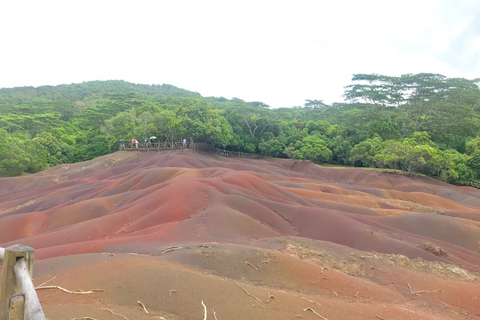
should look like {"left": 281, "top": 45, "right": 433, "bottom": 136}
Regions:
{"left": 0, "top": 245, "right": 35, "bottom": 320}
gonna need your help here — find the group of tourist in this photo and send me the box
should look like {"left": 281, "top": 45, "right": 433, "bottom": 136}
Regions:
{"left": 119, "top": 137, "right": 187, "bottom": 149}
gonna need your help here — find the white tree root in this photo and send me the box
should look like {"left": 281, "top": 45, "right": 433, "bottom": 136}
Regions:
{"left": 407, "top": 282, "right": 440, "bottom": 296}
{"left": 100, "top": 308, "right": 129, "bottom": 320}
{"left": 201, "top": 300, "right": 207, "bottom": 320}
{"left": 138, "top": 301, "right": 148, "bottom": 314}
{"left": 266, "top": 292, "right": 275, "bottom": 303}
{"left": 37, "top": 276, "right": 56, "bottom": 287}
{"left": 300, "top": 296, "right": 321, "bottom": 306}
{"left": 304, "top": 307, "right": 328, "bottom": 320}
{"left": 235, "top": 282, "right": 264, "bottom": 304}
{"left": 35, "top": 286, "right": 104, "bottom": 294}
{"left": 160, "top": 246, "right": 190, "bottom": 255}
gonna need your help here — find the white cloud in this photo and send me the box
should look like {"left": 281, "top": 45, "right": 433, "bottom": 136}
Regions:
{"left": 0, "top": 0, "right": 479, "bottom": 107}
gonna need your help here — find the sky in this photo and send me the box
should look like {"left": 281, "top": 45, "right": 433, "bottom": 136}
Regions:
{"left": 1, "top": 0, "right": 479, "bottom": 108}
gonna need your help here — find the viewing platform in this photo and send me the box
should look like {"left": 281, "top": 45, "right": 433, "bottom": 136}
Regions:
{"left": 120, "top": 141, "right": 262, "bottom": 159}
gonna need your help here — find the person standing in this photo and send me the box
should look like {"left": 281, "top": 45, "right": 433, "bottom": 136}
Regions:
{"left": 120, "top": 139, "right": 125, "bottom": 148}
{"left": 132, "top": 138, "right": 138, "bottom": 148}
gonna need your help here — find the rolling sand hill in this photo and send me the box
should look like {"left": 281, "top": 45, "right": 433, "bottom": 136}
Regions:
{"left": 1, "top": 149, "right": 480, "bottom": 319}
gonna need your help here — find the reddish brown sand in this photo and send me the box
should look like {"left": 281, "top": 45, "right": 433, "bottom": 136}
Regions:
{"left": 1, "top": 149, "right": 480, "bottom": 319}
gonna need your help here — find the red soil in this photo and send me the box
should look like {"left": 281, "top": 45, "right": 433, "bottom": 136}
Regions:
{"left": 1, "top": 149, "right": 480, "bottom": 319}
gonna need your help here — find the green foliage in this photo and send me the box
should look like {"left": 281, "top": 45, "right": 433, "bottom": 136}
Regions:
{"left": 0, "top": 78, "right": 478, "bottom": 185}
{"left": 259, "top": 135, "right": 287, "bottom": 157}
{"left": 31, "top": 132, "right": 74, "bottom": 166}
{"left": 175, "top": 98, "right": 233, "bottom": 147}
{"left": 349, "top": 136, "right": 384, "bottom": 167}
{"left": 0, "top": 130, "right": 36, "bottom": 176}
{"left": 466, "top": 136, "right": 480, "bottom": 174}
{"left": 329, "top": 136, "right": 352, "bottom": 165}
{"left": 290, "top": 135, "right": 332, "bottom": 163}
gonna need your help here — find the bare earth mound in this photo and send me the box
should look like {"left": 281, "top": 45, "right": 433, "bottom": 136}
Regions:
{"left": 1, "top": 150, "right": 480, "bottom": 319}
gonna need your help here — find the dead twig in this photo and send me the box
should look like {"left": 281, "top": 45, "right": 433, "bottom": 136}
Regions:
{"left": 201, "top": 300, "right": 207, "bottom": 320}
{"left": 138, "top": 301, "right": 148, "bottom": 314}
{"left": 304, "top": 307, "right": 328, "bottom": 320}
{"left": 102, "top": 253, "right": 116, "bottom": 256}
{"left": 71, "top": 318, "right": 98, "bottom": 320}
{"left": 245, "top": 261, "right": 258, "bottom": 270}
{"left": 213, "top": 307, "right": 218, "bottom": 320}
{"left": 266, "top": 292, "right": 275, "bottom": 303}
{"left": 100, "top": 308, "right": 129, "bottom": 320}
{"left": 170, "top": 289, "right": 177, "bottom": 297}
{"left": 36, "top": 286, "right": 104, "bottom": 294}
{"left": 333, "top": 290, "right": 338, "bottom": 296}
{"left": 38, "top": 276, "right": 56, "bottom": 287}
{"left": 407, "top": 282, "right": 438, "bottom": 296}
{"left": 375, "top": 316, "right": 387, "bottom": 320}
{"left": 407, "top": 282, "right": 415, "bottom": 294}
{"left": 300, "top": 296, "right": 321, "bottom": 306}
{"left": 160, "top": 246, "right": 189, "bottom": 255}
{"left": 235, "top": 282, "right": 264, "bottom": 304}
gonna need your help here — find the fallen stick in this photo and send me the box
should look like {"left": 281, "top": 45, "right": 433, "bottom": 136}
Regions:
{"left": 407, "top": 282, "right": 437, "bottom": 296}
{"left": 71, "top": 318, "right": 98, "bottom": 320}
{"left": 407, "top": 282, "right": 415, "bottom": 294}
{"left": 213, "top": 307, "right": 218, "bottom": 320}
{"left": 300, "top": 296, "right": 321, "bottom": 306}
{"left": 161, "top": 246, "right": 189, "bottom": 255}
{"left": 100, "top": 308, "right": 129, "bottom": 320}
{"left": 201, "top": 300, "right": 207, "bottom": 320}
{"left": 36, "top": 286, "right": 104, "bottom": 294}
{"left": 245, "top": 261, "right": 258, "bottom": 270}
{"left": 235, "top": 282, "right": 264, "bottom": 304}
{"left": 266, "top": 292, "right": 275, "bottom": 303}
{"left": 138, "top": 301, "right": 148, "bottom": 314}
{"left": 304, "top": 307, "right": 328, "bottom": 320}
{"left": 38, "top": 276, "right": 56, "bottom": 287}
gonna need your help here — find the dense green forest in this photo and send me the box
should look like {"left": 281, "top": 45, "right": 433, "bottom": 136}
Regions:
{"left": 1, "top": 75, "right": 479, "bottom": 184}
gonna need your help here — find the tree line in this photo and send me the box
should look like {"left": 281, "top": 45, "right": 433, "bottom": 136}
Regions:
{"left": 0, "top": 75, "right": 479, "bottom": 184}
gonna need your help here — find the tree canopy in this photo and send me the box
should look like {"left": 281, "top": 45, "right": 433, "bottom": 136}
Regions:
{"left": 0, "top": 76, "right": 479, "bottom": 185}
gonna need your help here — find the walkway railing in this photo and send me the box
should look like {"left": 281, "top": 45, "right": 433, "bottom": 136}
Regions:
{"left": 0, "top": 245, "right": 45, "bottom": 320}
{"left": 120, "top": 141, "right": 262, "bottom": 159}
{"left": 454, "top": 180, "right": 480, "bottom": 189}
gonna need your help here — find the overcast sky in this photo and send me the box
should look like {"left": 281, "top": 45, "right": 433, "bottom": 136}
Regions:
{"left": 1, "top": 0, "right": 479, "bottom": 107}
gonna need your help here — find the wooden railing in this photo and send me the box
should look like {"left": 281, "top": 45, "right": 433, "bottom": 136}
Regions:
{"left": 214, "top": 148, "right": 263, "bottom": 159}
{"left": 120, "top": 141, "right": 262, "bottom": 159}
{"left": 454, "top": 180, "right": 480, "bottom": 189}
{"left": 0, "top": 245, "right": 45, "bottom": 320}
{"left": 121, "top": 141, "right": 213, "bottom": 151}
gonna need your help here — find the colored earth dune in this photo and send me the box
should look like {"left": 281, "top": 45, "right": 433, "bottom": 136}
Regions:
{"left": 1, "top": 150, "right": 479, "bottom": 319}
